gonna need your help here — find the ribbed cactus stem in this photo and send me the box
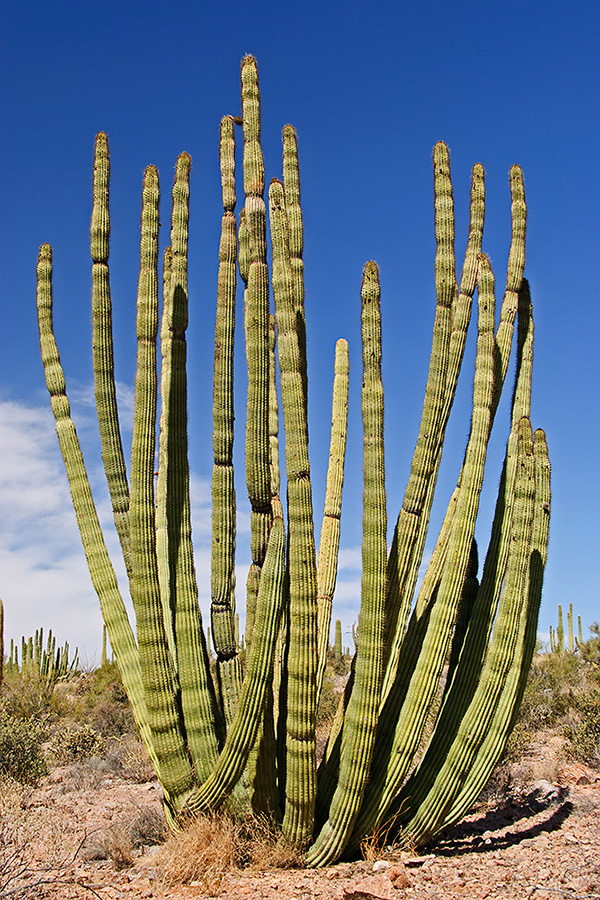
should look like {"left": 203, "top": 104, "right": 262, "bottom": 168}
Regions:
{"left": 129, "top": 163, "right": 196, "bottom": 803}
{"left": 334, "top": 620, "right": 342, "bottom": 661}
{"left": 395, "top": 418, "right": 547, "bottom": 845}
{"left": 36, "top": 242, "right": 161, "bottom": 788}
{"left": 282, "top": 124, "right": 307, "bottom": 413}
{"left": 240, "top": 55, "right": 272, "bottom": 650}
{"left": 211, "top": 115, "right": 242, "bottom": 726}
{"left": 383, "top": 144, "right": 481, "bottom": 696}
{"left": 269, "top": 176, "right": 318, "bottom": 847}
{"left": 184, "top": 516, "right": 286, "bottom": 816}
{"left": 316, "top": 339, "right": 349, "bottom": 704}
{"left": 557, "top": 605, "right": 564, "bottom": 653}
{"left": 308, "top": 262, "right": 386, "bottom": 866}
{"left": 567, "top": 603, "right": 575, "bottom": 654}
{"left": 353, "top": 251, "right": 499, "bottom": 842}
{"left": 91, "top": 133, "right": 132, "bottom": 579}
{"left": 159, "top": 154, "right": 223, "bottom": 783}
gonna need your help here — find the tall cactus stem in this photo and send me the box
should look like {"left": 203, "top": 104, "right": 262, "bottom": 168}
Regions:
{"left": 269, "top": 176, "right": 318, "bottom": 847}
{"left": 240, "top": 55, "right": 272, "bottom": 649}
{"left": 308, "top": 262, "right": 386, "bottom": 866}
{"left": 316, "top": 339, "right": 349, "bottom": 705}
{"left": 211, "top": 115, "right": 242, "bottom": 726}
{"left": 91, "top": 133, "right": 132, "bottom": 578}
{"left": 159, "top": 154, "right": 223, "bottom": 782}
{"left": 36, "top": 242, "right": 164, "bottom": 797}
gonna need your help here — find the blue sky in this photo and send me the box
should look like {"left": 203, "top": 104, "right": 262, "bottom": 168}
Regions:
{"left": 1, "top": 0, "right": 598, "bottom": 661}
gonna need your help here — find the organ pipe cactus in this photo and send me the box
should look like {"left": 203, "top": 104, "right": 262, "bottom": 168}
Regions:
{"left": 36, "top": 55, "right": 550, "bottom": 863}
{"left": 5, "top": 628, "right": 78, "bottom": 684}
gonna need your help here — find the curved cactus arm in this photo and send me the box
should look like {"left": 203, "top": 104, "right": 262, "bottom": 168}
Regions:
{"left": 158, "top": 154, "right": 223, "bottom": 782}
{"left": 90, "top": 133, "right": 132, "bottom": 578}
{"left": 269, "top": 176, "right": 318, "bottom": 847}
{"left": 383, "top": 150, "right": 484, "bottom": 690}
{"left": 129, "top": 164, "right": 195, "bottom": 805}
{"left": 316, "top": 339, "right": 350, "bottom": 706}
{"left": 352, "top": 251, "right": 499, "bottom": 843}
{"left": 443, "top": 427, "right": 550, "bottom": 828}
{"left": 182, "top": 516, "right": 286, "bottom": 816}
{"left": 307, "top": 262, "right": 386, "bottom": 867}
{"left": 36, "top": 242, "right": 161, "bottom": 782}
{"left": 365, "top": 268, "right": 537, "bottom": 849}
{"left": 211, "top": 115, "right": 243, "bottom": 727}
{"left": 393, "top": 418, "right": 544, "bottom": 846}
{"left": 241, "top": 56, "right": 272, "bottom": 650}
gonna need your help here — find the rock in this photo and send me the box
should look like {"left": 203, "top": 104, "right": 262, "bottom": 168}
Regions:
{"left": 372, "top": 860, "right": 390, "bottom": 872}
{"left": 558, "top": 763, "right": 599, "bottom": 786}
{"left": 528, "top": 779, "right": 562, "bottom": 805}
{"left": 388, "top": 863, "right": 412, "bottom": 889}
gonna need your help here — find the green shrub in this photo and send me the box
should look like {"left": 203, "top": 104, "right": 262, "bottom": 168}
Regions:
{"left": 49, "top": 723, "right": 106, "bottom": 764}
{"left": 0, "top": 712, "right": 47, "bottom": 784}
{"left": 563, "top": 688, "right": 600, "bottom": 766}
{"left": 71, "top": 663, "right": 135, "bottom": 737}
{"left": 0, "top": 669, "right": 55, "bottom": 719}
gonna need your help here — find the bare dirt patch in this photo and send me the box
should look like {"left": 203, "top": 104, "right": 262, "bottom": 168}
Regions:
{"left": 3, "top": 756, "right": 599, "bottom": 900}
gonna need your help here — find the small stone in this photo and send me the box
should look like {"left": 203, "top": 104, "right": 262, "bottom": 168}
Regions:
{"left": 372, "top": 860, "right": 390, "bottom": 872}
{"left": 388, "top": 864, "right": 412, "bottom": 889}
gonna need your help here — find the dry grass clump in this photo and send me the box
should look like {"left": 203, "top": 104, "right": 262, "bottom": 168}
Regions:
{"left": 151, "top": 811, "right": 300, "bottom": 894}
{"left": 82, "top": 805, "right": 167, "bottom": 870}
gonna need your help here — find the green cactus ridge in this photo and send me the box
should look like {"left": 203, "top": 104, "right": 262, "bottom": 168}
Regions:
{"left": 36, "top": 55, "right": 550, "bottom": 865}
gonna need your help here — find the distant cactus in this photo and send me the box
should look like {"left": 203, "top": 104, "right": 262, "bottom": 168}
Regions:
{"left": 333, "top": 619, "right": 342, "bottom": 660}
{"left": 5, "top": 627, "right": 78, "bottom": 685}
{"left": 550, "top": 603, "right": 580, "bottom": 654}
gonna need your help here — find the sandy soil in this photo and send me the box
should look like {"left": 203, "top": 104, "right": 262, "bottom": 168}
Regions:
{"left": 4, "top": 758, "right": 599, "bottom": 900}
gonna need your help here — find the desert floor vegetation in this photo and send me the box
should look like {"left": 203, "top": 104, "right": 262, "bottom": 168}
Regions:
{"left": 0, "top": 630, "right": 599, "bottom": 898}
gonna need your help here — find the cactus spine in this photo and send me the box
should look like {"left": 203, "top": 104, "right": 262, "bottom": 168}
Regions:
{"left": 36, "top": 56, "right": 550, "bottom": 865}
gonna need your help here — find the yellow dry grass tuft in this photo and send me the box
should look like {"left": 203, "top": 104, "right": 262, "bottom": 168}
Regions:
{"left": 151, "top": 811, "right": 300, "bottom": 894}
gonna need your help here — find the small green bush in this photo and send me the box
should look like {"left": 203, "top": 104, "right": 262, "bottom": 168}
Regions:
{"left": 563, "top": 688, "right": 600, "bottom": 766}
{"left": 49, "top": 723, "right": 106, "bottom": 764}
{"left": 0, "top": 712, "right": 47, "bottom": 784}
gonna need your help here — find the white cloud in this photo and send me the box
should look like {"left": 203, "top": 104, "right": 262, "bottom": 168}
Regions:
{"left": 1, "top": 398, "right": 438, "bottom": 667}
{"left": 0, "top": 398, "right": 106, "bottom": 663}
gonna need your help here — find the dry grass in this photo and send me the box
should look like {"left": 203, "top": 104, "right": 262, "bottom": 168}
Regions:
{"left": 150, "top": 811, "right": 300, "bottom": 894}
{"left": 0, "top": 776, "right": 84, "bottom": 897}
{"left": 81, "top": 804, "right": 166, "bottom": 869}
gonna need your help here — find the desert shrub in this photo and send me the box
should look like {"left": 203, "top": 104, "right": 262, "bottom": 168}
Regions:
{"left": 581, "top": 622, "right": 600, "bottom": 669}
{"left": 70, "top": 662, "right": 135, "bottom": 737}
{"left": 83, "top": 806, "right": 166, "bottom": 869}
{"left": 0, "top": 669, "right": 55, "bottom": 720}
{"left": 563, "top": 687, "right": 600, "bottom": 766}
{"left": 316, "top": 674, "right": 340, "bottom": 728}
{"left": 88, "top": 696, "right": 135, "bottom": 737}
{"left": 48, "top": 723, "right": 106, "bottom": 764}
{"left": 0, "top": 712, "right": 46, "bottom": 784}
{"left": 103, "top": 735, "right": 156, "bottom": 783}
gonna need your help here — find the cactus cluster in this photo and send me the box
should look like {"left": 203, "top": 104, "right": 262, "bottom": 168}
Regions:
{"left": 35, "top": 56, "right": 550, "bottom": 863}
{"left": 4, "top": 627, "right": 78, "bottom": 685}
{"left": 549, "top": 603, "right": 583, "bottom": 654}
